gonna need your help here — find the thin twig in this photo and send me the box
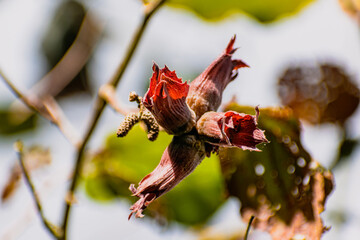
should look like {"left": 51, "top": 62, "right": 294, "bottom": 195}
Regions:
{"left": 31, "top": 13, "right": 102, "bottom": 98}
{"left": 59, "top": 1, "right": 166, "bottom": 239}
{"left": 14, "top": 141, "right": 61, "bottom": 239}
{"left": 0, "top": 69, "right": 52, "bottom": 121}
{"left": 244, "top": 215, "right": 255, "bottom": 240}
{"left": 0, "top": 12, "right": 101, "bottom": 148}
{"left": 98, "top": 84, "right": 136, "bottom": 115}
{"left": 43, "top": 96, "right": 82, "bottom": 148}
{"left": 0, "top": 70, "right": 81, "bottom": 149}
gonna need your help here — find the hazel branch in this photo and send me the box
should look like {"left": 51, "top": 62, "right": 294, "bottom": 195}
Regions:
{"left": 42, "top": 96, "right": 82, "bottom": 148}
{"left": 59, "top": 1, "right": 166, "bottom": 239}
{"left": 14, "top": 141, "right": 62, "bottom": 239}
{"left": 0, "top": 69, "right": 52, "bottom": 121}
{"left": 1, "top": 12, "right": 101, "bottom": 147}
{"left": 30, "top": 13, "right": 102, "bottom": 98}
{"left": 0, "top": 69, "right": 81, "bottom": 148}
{"left": 99, "top": 84, "right": 136, "bottom": 115}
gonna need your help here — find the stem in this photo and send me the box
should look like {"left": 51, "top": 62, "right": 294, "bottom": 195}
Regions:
{"left": 244, "top": 215, "right": 255, "bottom": 240}
{"left": 59, "top": 1, "right": 166, "bottom": 239}
{"left": 0, "top": 70, "right": 81, "bottom": 147}
{"left": 99, "top": 84, "right": 135, "bottom": 115}
{"left": 0, "top": 69, "right": 51, "bottom": 120}
{"left": 42, "top": 96, "right": 82, "bottom": 148}
{"left": 15, "top": 141, "right": 61, "bottom": 239}
{"left": 30, "top": 13, "right": 101, "bottom": 98}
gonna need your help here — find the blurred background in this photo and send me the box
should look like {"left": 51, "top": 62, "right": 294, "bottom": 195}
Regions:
{"left": 0, "top": 0, "right": 359, "bottom": 239}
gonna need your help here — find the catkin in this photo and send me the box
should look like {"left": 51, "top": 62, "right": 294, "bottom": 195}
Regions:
{"left": 141, "top": 110, "right": 159, "bottom": 141}
{"left": 117, "top": 112, "right": 139, "bottom": 137}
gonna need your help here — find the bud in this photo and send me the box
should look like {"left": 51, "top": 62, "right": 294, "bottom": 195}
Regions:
{"left": 128, "top": 134, "right": 206, "bottom": 219}
{"left": 186, "top": 36, "right": 248, "bottom": 119}
{"left": 196, "top": 108, "right": 268, "bottom": 151}
{"left": 143, "top": 63, "right": 196, "bottom": 135}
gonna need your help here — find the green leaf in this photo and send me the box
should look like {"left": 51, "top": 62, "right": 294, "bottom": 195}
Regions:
{"left": 0, "top": 107, "right": 37, "bottom": 135}
{"left": 166, "top": 0, "right": 315, "bottom": 23}
{"left": 160, "top": 153, "right": 225, "bottom": 225}
{"left": 83, "top": 124, "right": 225, "bottom": 225}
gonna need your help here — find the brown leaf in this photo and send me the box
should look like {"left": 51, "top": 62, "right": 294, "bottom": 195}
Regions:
{"left": 241, "top": 169, "right": 333, "bottom": 240}
{"left": 219, "top": 104, "right": 334, "bottom": 239}
{"left": 338, "top": 0, "right": 360, "bottom": 20}
{"left": 278, "top": 63, "right": 360, "bottom": 125}
{"left": 1, "top": 167, "right": 22, "bottom": 201}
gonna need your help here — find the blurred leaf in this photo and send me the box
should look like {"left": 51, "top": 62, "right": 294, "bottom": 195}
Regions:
{"left": 198, "top": 229, "right": 244, "bottom": 240}
{"left": 338, "top": 0, "right": 360, "bottom": 20}
{"left": 278, "top": 63, "right": 360, "bottom": 170}
{"left": 83, "top": 125, "right": 225, "bottom": 225}
{"left": 160, "top": 151, "right": 225, "bottom": 225}
{"left": 278, "top": 63, "right": 360, "bottom": 125}
{"left": 327, "top": 210, "right": 348, "bottom": 225}
{"left": 1, "top": 168, "right": 21, "bottom": 202}
{"left": 41, "top": 0, "right": 91, "bottom": 97}
{"left": 338, "top": 138, "right": 358, "bottom": 160}
{"left": 1, "top": 145, "right": 51, "bottom": 202}
{"left": 331, "top": 134, "right": 359, "bottom": 169}
{"left": 0, "top": 107, "right": 37, "bottom": 135}
{"left": 166, "top": 0, "right": 315, "bottom": 23}
{"left": 219, "top": 103, "right": 334, "bottom": 239}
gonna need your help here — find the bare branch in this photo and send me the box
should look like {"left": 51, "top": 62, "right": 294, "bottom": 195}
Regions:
{"left": 14, "top": 141, "right": 62, "bottom": 239}
{"left": 0, "top": 11, "right": 102, "bottom": 147}
{"left": 0, "top": 69, "right": 52, "bottom": 121}
{"left": 99, "top": 84, "right": 136, "bottom": 115}
{"left": 42, "top": 96, "right": 82, "bottom": 147}
{"left": 0, "top": 70, "right": 81, "bottom": 148}
{"left": 59, "top": 1, "right": 167, "bottom": 239}
{"left": 31, "top": 13, "right": 102, "bottom": 98}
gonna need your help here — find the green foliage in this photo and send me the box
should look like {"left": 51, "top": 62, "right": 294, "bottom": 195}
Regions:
{"left": 163, "top": 152, "right": 224, "bottom": 225}
{"left": 83, "top": 103, "right": 333, "bottom": 236}
{"left": 0, "top": 107, "right": 37, "bottom": 135}
{"left": 84, "top": 124, "right": 225, "bottom": 225}
{"left": 167, "top": 0, "right": 315, "bottom": 23}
